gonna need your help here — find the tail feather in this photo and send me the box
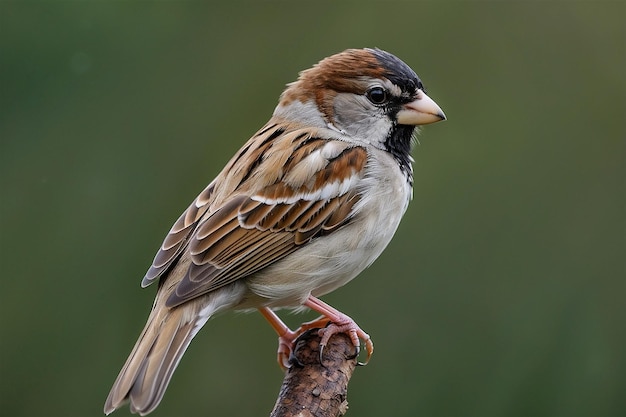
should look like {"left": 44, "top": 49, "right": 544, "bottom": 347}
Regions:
{"left": 104, "top": 304, "right": 210, "bottom": 416}
{"left": 129, "top": 321, "right": 198, "bottom": 415}
{"left": 105, "top": 282, "right": 247, "bottom": 415}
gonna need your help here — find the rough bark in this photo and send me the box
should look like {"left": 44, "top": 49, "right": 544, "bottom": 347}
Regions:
{"left": 270, "top": 329, "right": 358, "bottom": 417}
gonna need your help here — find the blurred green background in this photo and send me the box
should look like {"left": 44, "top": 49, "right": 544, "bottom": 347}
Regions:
{"left": 1, "top": 2, "right": 624, "bottom": 417}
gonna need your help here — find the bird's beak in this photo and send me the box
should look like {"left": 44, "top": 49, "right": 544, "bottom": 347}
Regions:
{"left": 396, "top": 90, "right": 446, "bottom": 126}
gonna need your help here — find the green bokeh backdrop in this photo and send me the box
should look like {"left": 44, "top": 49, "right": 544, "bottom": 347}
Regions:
{"left": 1, "top": 2, "right": 624, "bottom": 417}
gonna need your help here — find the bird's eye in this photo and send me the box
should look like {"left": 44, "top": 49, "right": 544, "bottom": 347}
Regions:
{"left": 366, "top": 87, "right": 388, "bottom": 105}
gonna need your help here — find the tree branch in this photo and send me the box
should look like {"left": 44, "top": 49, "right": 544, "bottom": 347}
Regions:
{"left": 270, "top": 329, "right": 358, "bottom": 417}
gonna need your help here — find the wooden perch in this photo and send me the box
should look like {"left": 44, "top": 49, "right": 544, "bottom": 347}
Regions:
{"left": 270, "top": 329, "right": 359, "bottom": 417}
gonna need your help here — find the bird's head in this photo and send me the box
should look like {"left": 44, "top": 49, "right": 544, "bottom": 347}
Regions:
{"left": 274, "top": 48, "right": 445, "bottom": 158}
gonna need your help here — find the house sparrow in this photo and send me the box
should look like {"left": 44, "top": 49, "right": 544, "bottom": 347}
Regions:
{"left": 104, "top": 48, "right": 445, "bottom": 415}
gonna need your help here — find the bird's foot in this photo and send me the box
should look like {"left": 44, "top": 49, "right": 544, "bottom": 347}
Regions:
{"left": 304, "top": 295, "right": 374, "bottom": 366}
{"left": 259, "top": 295, "right": 374, "bottom": 369}
{"left": 259, "top": 307, "right": 330, "bottom": 370}
{"left": 275, "top": 316, "right": 331, "bottom": 370}
{"left": 317, "top": 315, "right": 373, "bottom": 366}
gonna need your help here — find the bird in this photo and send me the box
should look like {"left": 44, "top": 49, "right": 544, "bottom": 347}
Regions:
{"left": 104, "top": 48, "right": 445, "bottom": 416}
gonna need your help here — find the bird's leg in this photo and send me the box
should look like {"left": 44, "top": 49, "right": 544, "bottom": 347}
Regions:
{"left": 303, "top": 295, "right": 373, "bottom": 365}
{"left": 259, "top": 296, "right": 373, "bottom": 369}
{"left": 258, "top": 307, "right": 330, "bottom": 370}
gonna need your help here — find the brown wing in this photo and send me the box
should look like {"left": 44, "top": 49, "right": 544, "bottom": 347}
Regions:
{"left": 141, "top": 182, "right": 215, "bottom": 287}
{"left": 140, "top": 122, "right": 368, "bottom": 308}
{"left": 167, "top": 190, "right": 361, "bottom": 306}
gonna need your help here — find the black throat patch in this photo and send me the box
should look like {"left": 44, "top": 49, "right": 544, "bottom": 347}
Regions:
{"left": 385, "top": 123, "right": 415, "bottom": 186}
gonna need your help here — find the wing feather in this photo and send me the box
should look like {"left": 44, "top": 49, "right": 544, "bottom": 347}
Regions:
{"left": 142, "top": 183, "right": 214, "bottom": 285}
{"left": 141, "top": 124, "right": 369, "bottom": 308}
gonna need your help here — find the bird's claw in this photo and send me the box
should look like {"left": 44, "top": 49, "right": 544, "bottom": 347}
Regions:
{"left": 317, "top": 321, "right": 374, "bottom": 366}
{"left": 275, "top": 316, "right": 332, "bottom": 370}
